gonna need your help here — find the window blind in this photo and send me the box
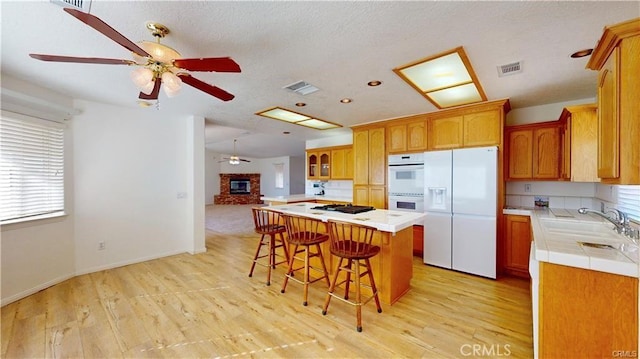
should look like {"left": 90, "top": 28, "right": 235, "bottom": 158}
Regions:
{"left": 617, "top": 185, "right": 640, "bottom": 222}
{"left": 0, "top": 113, "right": 64, "bottom": 222}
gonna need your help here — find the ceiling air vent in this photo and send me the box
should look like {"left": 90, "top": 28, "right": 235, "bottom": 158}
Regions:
{"left": 283, "top": 81, "right": 319, "bottom": 96}
{"left": 497, "top": 61, "right": 523, "bottom": 77}
{"left": 50, "top": 0, "right": 92, "bottom": 12}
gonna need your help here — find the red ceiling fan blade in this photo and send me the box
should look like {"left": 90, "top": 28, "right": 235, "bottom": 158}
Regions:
{"left": 138, "top": 78, "right": 162, "bottom": 100}
{"left": 29, "top": 54, "right": 135, "bottom": 65}
{"left": 63, "top": 8, "right": 150, "bottom": 58}
{"left": 178, "top": 74, "right": 235, "bottom": 101}
{"left": 240, "top": 159, "right": 251, "bottom": 162}
{"left": 172, "top": 57, "right": 241, "bottom": 72}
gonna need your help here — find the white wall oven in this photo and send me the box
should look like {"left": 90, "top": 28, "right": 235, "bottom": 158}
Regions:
{"left": 388, "top": 153, "right": 424, "bottom": 213}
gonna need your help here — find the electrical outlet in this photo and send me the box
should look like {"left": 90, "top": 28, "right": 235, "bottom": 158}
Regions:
{"left": 177, "top": 192, "right": 187, "bottom": 199}
{"left": 98, "top": 241, "right": 106, "bottom": 250}
{"left": 524, "top": 184, "right": 531, "bottom": 193}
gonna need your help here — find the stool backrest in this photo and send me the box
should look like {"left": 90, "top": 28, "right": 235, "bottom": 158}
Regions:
{"left": 251, "top": 207, "right": 284, "bottom": 234}
{"left": 327, "top": 220, "right": 378, "bottom": 256}
{"left": 282, "top": 214, "right": 327, "bottom": 243}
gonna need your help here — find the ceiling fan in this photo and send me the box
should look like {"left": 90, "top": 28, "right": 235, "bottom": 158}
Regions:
{"left": 29, "top": 8, "right": 240, "bottom": 102}
{"left": 219, "top": 139, "right": 251, "bottom": 165}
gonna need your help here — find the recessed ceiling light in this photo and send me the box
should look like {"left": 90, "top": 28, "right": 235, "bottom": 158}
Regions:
{"left": 295, "top": 102, "right": 306, "bottom": 107}
{"left": 340, "top": 98, "right": 352, "bottom": 103}
{"left": 570, "top": 49, "right": 593, "bottom": 58}
{"left": 368, "top": 80, "right": 382, "bottom": 87}
{"left": 137, "top": 100, "right": 153, "bottom": 107}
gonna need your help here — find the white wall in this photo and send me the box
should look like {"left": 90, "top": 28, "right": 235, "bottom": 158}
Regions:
{"left": 306, "top": 133, "right": 352, "bottom": 149}
{"left": 72, "top": 100, "right": 199, "bottom": 275}
{"left": 506, "top": 97, "right": 595, "bottom": 126}
{"left": 204, "top": 150, "right": 221, "bottom": 205}
{"left": 289, "top": 156, "right": 306, "bottom": 194}
{"left": 1, "top": 78, "right": 76, "bottom": 305}
{"left": 259, "top": 156, "right": 290, "bottom": 197}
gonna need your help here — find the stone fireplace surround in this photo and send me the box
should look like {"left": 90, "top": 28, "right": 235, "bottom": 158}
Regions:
{"left": 214, "top": 173, "right": 262, "bottom": 205}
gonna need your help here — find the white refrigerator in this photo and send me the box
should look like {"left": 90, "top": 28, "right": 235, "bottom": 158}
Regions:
{"left": 423, "top": 146, "right": 497, "bottom": 278}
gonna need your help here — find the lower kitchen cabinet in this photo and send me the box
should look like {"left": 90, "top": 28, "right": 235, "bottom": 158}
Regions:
{"left": 413, "top": 225, "right": 424, "bottom": 257}
{"left": 353, "top": 185, "right": 386, "bottom": 209}
{"left": 539, "top": 262, "right": 638, "bottom": 358}
{"left": 504, "top": 215, "right": 531, "bottom": 278}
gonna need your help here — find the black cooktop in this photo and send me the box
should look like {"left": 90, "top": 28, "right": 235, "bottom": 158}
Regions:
{"left": 311, "top": 203, "right": 376, "bottom": 214}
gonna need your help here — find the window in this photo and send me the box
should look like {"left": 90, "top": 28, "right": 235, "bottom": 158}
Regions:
{"left": 0, "top": 112, "right": 65, "bottom": 223}
{"left": 274, "top": 163, "right": 284, "bottom": 189}
{"left": 617, "top": 185, "right": 640, "bottom": 222}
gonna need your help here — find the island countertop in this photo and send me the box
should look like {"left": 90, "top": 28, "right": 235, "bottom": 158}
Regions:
{"left": 260, "top": 194, "right": 353, "bottom": 204}
{"left": 265, "top": 202, "right": 425, "bottom": 234}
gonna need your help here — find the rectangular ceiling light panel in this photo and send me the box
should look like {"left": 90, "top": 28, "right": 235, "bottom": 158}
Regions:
{"left": 255, "top": 107, "right": 342, "bottom": 130}
{"left": 393, "top": 47, "right": 487, "bottom": 109}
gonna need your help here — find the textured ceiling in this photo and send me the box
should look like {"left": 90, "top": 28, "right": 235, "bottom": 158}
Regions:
{"left": 1, "top": 1, "right": 638, "bottom": 158}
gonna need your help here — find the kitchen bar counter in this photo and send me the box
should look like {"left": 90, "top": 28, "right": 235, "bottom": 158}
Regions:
{"left": 266, "top": 202, "right": 425, "bottom": 234}
{"left": 267, "top": 202, "right": 425, "bottom": 305}
{"left": 261, "top": 194, "right": 352, "bottom": 205}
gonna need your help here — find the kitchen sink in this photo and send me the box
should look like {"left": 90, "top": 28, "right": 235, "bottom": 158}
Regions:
{"left": 538, "top": 218, "right": 621, "bottom": 240}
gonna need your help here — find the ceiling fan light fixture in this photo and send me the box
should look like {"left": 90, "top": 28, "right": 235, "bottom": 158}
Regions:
{"left": 135, "top": 41, "right": 181, "bottom": 64}
{"left": 229, "top": 155, "right": 240, "bottom": 165}
{"left": 162, "top": 71, "right": 182, "bottom": 97}
{"left": 131, "top": 67, "right": 154, "bottom": 89}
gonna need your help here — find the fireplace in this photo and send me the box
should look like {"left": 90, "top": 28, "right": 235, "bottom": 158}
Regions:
{"left": 214, "top": 173, "right": 262, "bottom": 204}
{"left": 230, "top": 178, "right": 250, "bottom": 195}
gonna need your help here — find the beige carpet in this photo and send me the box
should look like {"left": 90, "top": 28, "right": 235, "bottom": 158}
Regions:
{"left": 205, "top": 204, "right": 265, "bottom": 234}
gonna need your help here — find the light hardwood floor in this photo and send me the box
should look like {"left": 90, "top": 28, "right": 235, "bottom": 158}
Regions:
{"left": 2, "top": 207, "right": 533, "bottom": 358}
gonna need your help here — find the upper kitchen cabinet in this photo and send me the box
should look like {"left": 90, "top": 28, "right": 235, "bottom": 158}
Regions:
{"left": 559, "top": 104, "right": 599, "bottom": 182}
{"left": 307, "top": 146, "right": 353, "bottom": 180}
{"left": 426, "top": 100, "right": 509, "bottom": 150}
{"left": 307, "top": 151, "right": 318, "bottom": 179}
{"left": 387, "top": 116, "right": 427, "bottom": 154}
{"left": 353, "top": 125, "right": 386, "bottom": 207}
{"left": 330, "top": 146, "right": 353, "bottom": 180}
{"left": 505, "top": 122, "right": 561, "bottom": 180}
{"left": 586, "top": 18, "right": 640, "bottom": 184}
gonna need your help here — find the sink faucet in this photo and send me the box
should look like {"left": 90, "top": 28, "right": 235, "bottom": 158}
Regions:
{"left": 578, "top": 207, "right": 639, "bottom": 241}
{"left": 578, "top": 207, "right": 626, "bottom": 233}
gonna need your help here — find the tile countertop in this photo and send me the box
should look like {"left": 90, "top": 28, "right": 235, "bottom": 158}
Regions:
{"left": 503, "top": 207, "right": 639, "bottom": 278}
{"left": 261, "top": 194, "right": 353, "bottom": 203}
{"left": 266, "top": 202, "right": 425, "bottom": 234}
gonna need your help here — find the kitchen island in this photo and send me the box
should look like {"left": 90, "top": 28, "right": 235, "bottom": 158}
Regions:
{"left": 260, "top": 194, "right": 352, "bottom": 206}
{"left": 267, "top": 202, "right": 425, "bottom": 305}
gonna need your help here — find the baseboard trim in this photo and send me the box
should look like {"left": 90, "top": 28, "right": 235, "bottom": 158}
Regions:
{"left": 1, "top": 272, "right": 75, "bottom": 307}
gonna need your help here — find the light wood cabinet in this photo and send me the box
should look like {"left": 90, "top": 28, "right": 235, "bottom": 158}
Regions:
{"left": 587, "top": 18, "right": 640, "bottom": 184}
{"left": 559, "top": 104, "right": 599, "bottom": 182}
{"left": 427, "top": 116, "right": 463, "bottom": 150}
{"left": 539, "top": 262, "right": 638, "bottom": 358}
{"left": 387, "top": 117, "right": 427, "bottom": 153}
{"left": 463, "top": 110, "right": 502, "bottom": 147}
{"left": 308, "top": 146, "right": 353, "bottom": 180}
{"left": 330, "top": 147, "right": 353, "bottom": 180}
{"left": 532, "top": 126, "right": 560, "bottom": 179}
{"left": 507, "top": 129, "right": 533, "bottom": 179}
{"left": 307, "top": 151, "right": 318, "bottom": 179}
{"left": 504, "top": 215, "right": 531, "bottom": 278}
{"left": 319, "top": 150, "right": 330, "bottom": 179}
{"left": 427, "top": 109, "right": 502, "bottom": 150}
{"left": 352, "top": 126, "right": 386, "bottom": 208}
{"left": 413, "top": 225, "right": 424, "bottom": 257}
{"left": 505, "top": 122, "right": 561, "bottom": 180}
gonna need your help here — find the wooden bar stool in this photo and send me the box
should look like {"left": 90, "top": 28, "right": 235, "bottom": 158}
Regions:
{"left": 280, "top": 214, "right": 331, "bottom": 306}
{"left": 322, "top": 220, "right": 382, "bottom": 332}
{"left": 248, "top": 207, "right": 290, "bottom": 286}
